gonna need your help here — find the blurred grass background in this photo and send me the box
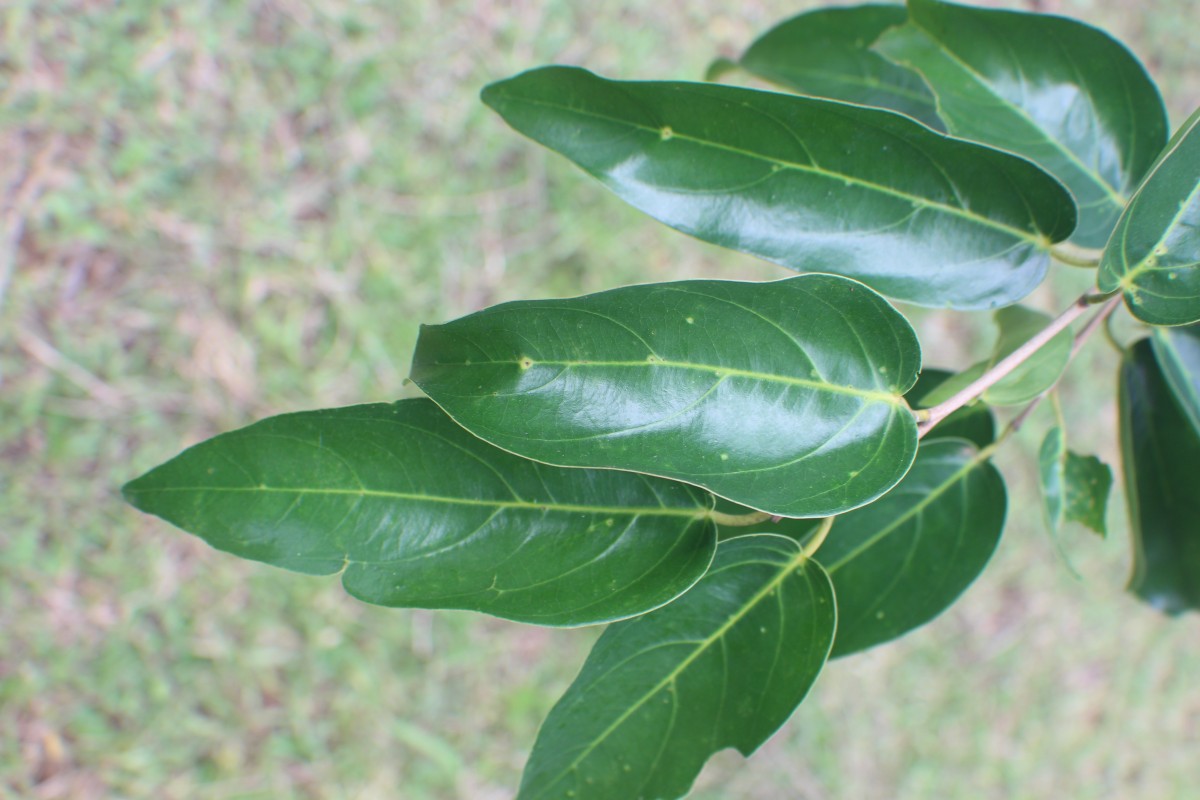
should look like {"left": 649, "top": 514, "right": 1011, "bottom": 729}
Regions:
{"left": 2, "top": 1, "right": 1198, "bottom": 798}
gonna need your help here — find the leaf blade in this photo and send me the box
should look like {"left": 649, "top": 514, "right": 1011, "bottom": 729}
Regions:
{"left": 412, "top": 274, "right": 921, "bottom": 518}
{"left": 729, "top": 4, "right": 943, "bottom": 129}
{"left": 1098, "top": 108, "right": 1200, "bottom": 326}
{"left": 1038, "top": 426, "right": 1112, "bottom": 538}
{"left": 122, "top": 399, "right": 717, "bottom": 627}
{"left": 1119, "top": 340, "right": 1200, "bottom": 614}
{"left": 518, "top": 535, "right": 834, "bottom": 800}
{"left": 482, "top": 65, "right": 1075, "bottom": 309}
{"left": 820, "top": 438, "right": 1006, "bottom": 657}
{"left": 1151, "top": 323, "right": 1200, "bottom": 435}
{"left": 876, "top": 0, "right": 1168, "bottom": 247}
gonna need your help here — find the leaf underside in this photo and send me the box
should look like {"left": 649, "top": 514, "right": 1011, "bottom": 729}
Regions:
{"left": 877, "top": 0, "right": 1167, "bottom": 248}
{"left": 123, "top": 399, "right": 718, "bottom": 627}
{"left": 1119, "top": 341, "right": 1200, "bottom": 614}
{"left": 483, "top": 65, "right": 1076, "bottom": 309}
{"left": 518, "top": 535, "right": 835, "bottom": 800}
{"left": 413, "top": 274, "right": 921, "bottom": 518}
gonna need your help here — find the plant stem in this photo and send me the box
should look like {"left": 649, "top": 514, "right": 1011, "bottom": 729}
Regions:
{"left": 801, "top": 516, "right": 834, "bottom": 559}
{"left": 1071, "top": 294, "right": 1123, "bottom": 358}
{"left": 916, "top": 292, "right": 1102, "bottom": 438}
{"left": 708, "top": 508, "right": 773, "bottom": 527}
{"left": 986, "top": 295, "right": 1124, "bottom": 441}
{"left": 1049, "top": 245, "right": 1103, "bottom": 268}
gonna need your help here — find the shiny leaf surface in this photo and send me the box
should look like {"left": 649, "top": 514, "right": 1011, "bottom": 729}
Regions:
{"left": 1152, "top": 323, "right": 1200, "bottom": 435}
{"left": 1098, "top": 108, "right": 1200, "bottom": 325}
{"left": 123, "top": 400, "right": 717, "bottom": 627}
{"left": 908, "top": 367, "right": 996, "bottom": 448}
{"left": 412, "top": 274, "right": 921, "bottom": 518}
{"left": 482, "top": 66, "right": 1076, "bottom": 309}
{"left": 876, "top": 0, "right": 1167, "bottom": 247}
{"left": 1119, "top": 340, "right": 1200, "bottom": 614}
{"left": 725, "top": 4, "right": 943, "bottom": 129}
{"left": 1038, "top": 426, "right": 1112, "bottom": 538}
{"left": 518, "top": 535, "right": 834, "bottom": 800}
{"left": 819, "top": 438, "right": 1006, "bottom": 657}
{"left": 921, "top": 305, "right": 1073, "bottom": 407}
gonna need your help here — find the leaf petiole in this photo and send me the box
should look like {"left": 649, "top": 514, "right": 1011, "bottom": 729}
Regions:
{"left": 801, "top": 516, "right": 835, "bottom": 559}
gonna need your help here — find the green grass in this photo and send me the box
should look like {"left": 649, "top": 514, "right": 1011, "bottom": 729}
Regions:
{"left": 2, "top": 1, "right": 1198, "bottom": 798}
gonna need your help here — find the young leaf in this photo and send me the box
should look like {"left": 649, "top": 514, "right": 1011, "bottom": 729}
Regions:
{"left": 919, "top": 306, "right": 1074, "bottom": 407}
{"left": 876, "top": 0, "right": 1168, "bottom": 247}
{"left": 1098, "top": 108, "right": 1200, "bottom": 326}
{"left": 1038, "top": 426, "right": 1112, "bottom": 538}
{"left": 908, "top": 367, "right": 996, "bottom": 448}
{"left": 122, "top": 400, "right": 718, "bottom": 627}
{"left": 1119, "top": 340, "right": 1200, "bottom": 614}
{"left": 720, "top": 5, "right": 943, "bottom": 129}
{"left": 412, "top": 274, "right": 921, "bottom": 518}
{"left": 518, "top": 535, "right": 835, "bottom": 800}
{"left": 482, "top": 66, "right": 1076, "bottom": 309}
{"left": 1152, "top": 324, "right": 1200, "bottom": 435}
{"left": 817, "top": 438, "right": 1006, "bottom": 657}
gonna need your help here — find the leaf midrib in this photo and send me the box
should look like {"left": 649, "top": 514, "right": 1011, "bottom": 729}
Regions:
{"left": 438, "top": 358, "right": 903, "bottom": 404}
{"left": 127, "top": 484, "right": 708, "bottom": 519}
{"left": 495, "top": 87, "right": 1048, "bottom": 245}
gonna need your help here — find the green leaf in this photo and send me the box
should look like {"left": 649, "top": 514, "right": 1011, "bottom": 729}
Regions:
{"left": 1152, "top": 323, "right": 1200, "bottom": 435}
{"left": 1119, "top": 340, "right": 1200, "bottom": 614}
{"left": 1098, "top": 108, "right": 1200, "bottom": 325}
{"left": 817, "top": 438, "right": 1006, "bottom": 657}
{"left": 412, "top": 274, "right": 921, "bottom": 518}
{"left": 482, "top": 65, "right": 1076, "bottom": 309}
{"left": 908, "top": 367, "right": 995, "bottom": 448}
{"left": 1038, "top": 426, "right": 1112, "bottom": 538}
{"left": 518, "top": 535, "right": 834, "bottom": 800}
{"left": 122, "top": 399, "right": 717, "bottom": 627}
{"left": 920, "top": 305, "right": 1074, "bottom": 407}
{"left": 876, "top": 0, "right": 1168, "bottom": 247}
{"left": 723, "top": 4, "right": 943, "bottom": 129}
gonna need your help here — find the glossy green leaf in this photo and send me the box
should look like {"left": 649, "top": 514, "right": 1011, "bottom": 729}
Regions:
{"left": 816, "top": 438, "right": 1006, "bottom": 657}
{"left": 122, "top": 399, "right": 718, "bottom": 627}
{"left": 482, "top": 66, "right": 1076, "bottom": 309}
{"left": 908, "top": 367, "right": 995, "bottom": 448}
{"left": 876, "top": 0, "right": 1167, "bottom": 247}
{"left": 1038, "top": 426, "right": 1112, "bottom": 538}
{"left": 412, "top": 274, "right": 921, "bottom": 518}
{"left": 722, "top": 4, "right": 943, "bottom": 129}
{"left": 518, "top": 535, "right": 834, "bottom": 800}
{"left": 1119, "top": 340, "right": 1200, "bottom": 614}
{"left": 1152, "top": 323, "right": 1200, "bottom": 435}
{"left": 1098, "top": 108, "right": 1200, "bottom": 325}
{"left": 920, "top": 306, "right": 1073, "bottom": 407}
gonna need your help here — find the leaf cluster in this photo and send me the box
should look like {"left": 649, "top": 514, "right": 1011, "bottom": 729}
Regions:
{"left": 123, "top": 1, "right": 1200, "bottom": 797}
